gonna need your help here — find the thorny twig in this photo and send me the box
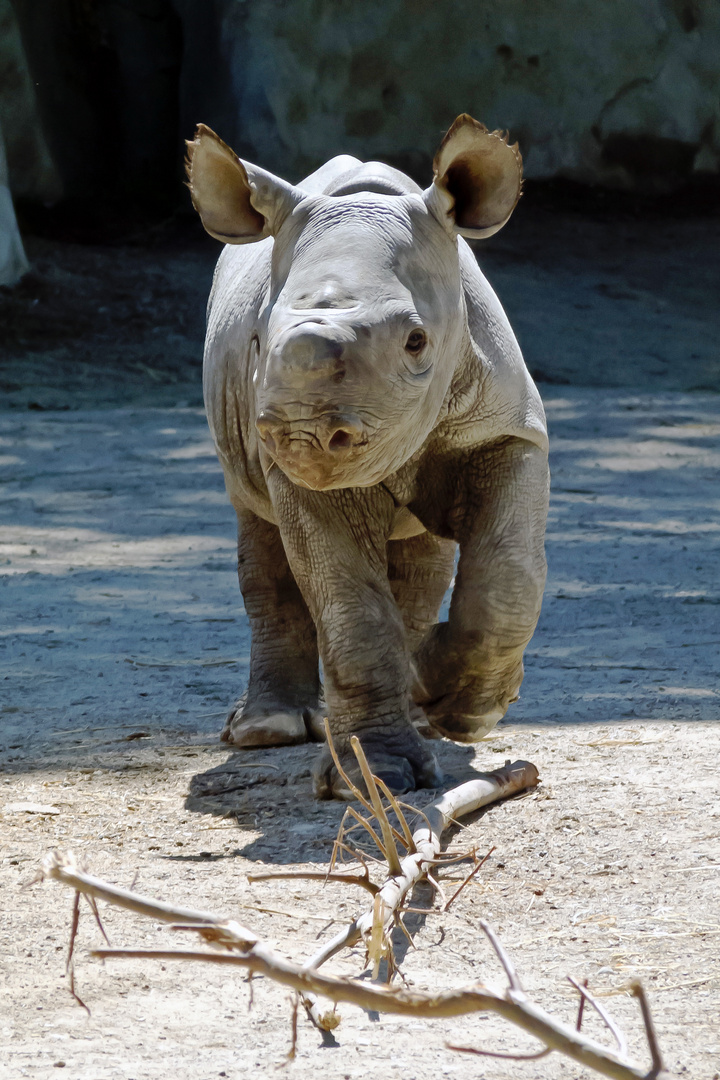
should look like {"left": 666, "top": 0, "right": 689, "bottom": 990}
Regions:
{"left": 37, "top": 745, "right": 676, "bottom": 1079}
{"left": 247, "top": 869, "right": 380, "bottom": 896}
{"left": 442, "top": 846, "right": 495, "bottom": 911}
{"left": 480, "top": 919, "right": 524, "bottom": 994}
{"left": 632, "top": 980, "right": 665, "bottom": 1076}
{"left": 71, "top": 938, "right": 673, "bottom": 1080}
{"left": 447, "top": 1042, "right": 552, "bottom": 1062}
{"left": 568, "top": 975, "right": 628, "bottom": 1058}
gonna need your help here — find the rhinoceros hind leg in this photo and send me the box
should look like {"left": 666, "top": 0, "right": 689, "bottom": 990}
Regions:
{"left": 222, "top": 703, "right": 325, "bottom": 748}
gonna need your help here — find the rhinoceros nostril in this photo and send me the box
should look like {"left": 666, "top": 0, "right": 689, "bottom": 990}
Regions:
{"left": 328, "top": 429, "right": 354, "bottom": 451}
{"left": 323, "top": 414, "right": 364, "bottom": 453}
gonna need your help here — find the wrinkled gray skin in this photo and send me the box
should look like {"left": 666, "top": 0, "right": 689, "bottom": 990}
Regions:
{"left": 202, "top": 153, "right": 548, "bottom": 799}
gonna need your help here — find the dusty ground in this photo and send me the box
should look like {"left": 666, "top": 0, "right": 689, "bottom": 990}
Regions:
{"left": 1, "top": 201, "right": 719, "bottom": 1079}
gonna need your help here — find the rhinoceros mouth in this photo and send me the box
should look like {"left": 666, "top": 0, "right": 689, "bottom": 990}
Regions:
{"left": 266, "top": 444, "right": 369, "bottom": 491}
{"left": 256, "top": 408, "right": 371, "bottom": 489}
{"left": 260, "top": 432, "right": 387, "bottom": 490}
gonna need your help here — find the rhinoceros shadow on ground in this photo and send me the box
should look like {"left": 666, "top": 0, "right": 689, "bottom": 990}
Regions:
{"left": 182, "top": 736, "right": 484, "bottom": 866}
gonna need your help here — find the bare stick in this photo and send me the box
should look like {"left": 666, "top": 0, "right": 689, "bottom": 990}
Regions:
{"left": 303, "top": 922, "right": 362, "bottom": 973}
{"left": 447, "top": 1042, "right": 551, "bottom": 1062}
{"left": 41, "top": 852, "right": 235, "bottom": 928}
{"left": 576, "top": 979, "right": 587, "bottom": 1031}
{"left": 40, "top": 752, "right": 675, "bottom": 1080}
{"left": 631, "top": 981, "right": 665, "bottom": 1076}
{"left": 394, "top": 912, "right": 415, "bottom": 951}
{"left": 66, "top": 892, "right": 90, "bottom": 1015}
{"left": 82, "top": 944, "right": 675, "bottom": 1080}
{"left": 413, "top": 760, "right": 540, "bottom": 845}
{"left": 288, "top": 993, "right": 298, "bottom": 1061}
{"left": 346, "top": 761, "right": 541, "bottom": 960}
{"left": 568, "top": 976, "right": 628, "bottom": 1058}
{"left": 285, "top": 759, "right": 540, "bottom": 1025}
{"left": 67, "top": 892, "right": 81, "bottom": 977}
{"left": 442, "top": 847, "right": 494, "bottom": 912}
{"left": 480, "top": 919, "right": 524, "bottom": 994}
{"left": 84, "top": 893, "right": 111, "bottom": 946}
{"left": 247, "top": 871, "right": 379, "bottom": 896}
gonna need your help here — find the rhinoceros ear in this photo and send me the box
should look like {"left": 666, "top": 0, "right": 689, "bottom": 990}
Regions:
{"left": 423, "top": 114, "right": 523, "bottom": 239}
{"left": 185, "top": 125, "right": 302, "bottom": 244}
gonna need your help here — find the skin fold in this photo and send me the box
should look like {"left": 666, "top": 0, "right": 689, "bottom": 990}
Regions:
{"left": 188, "top": 116, "right": 549, "bottom": 799}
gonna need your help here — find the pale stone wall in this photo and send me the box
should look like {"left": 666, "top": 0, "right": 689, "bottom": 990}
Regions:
{"left": 3, "top": 0, "right": 719, "bottom": 204}
{"left": 199, "top": 0, "right": 720, "bottom": 191}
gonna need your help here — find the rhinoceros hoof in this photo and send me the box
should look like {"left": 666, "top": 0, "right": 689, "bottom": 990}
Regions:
{"left": 221, "top": 704, "right": 325, "bottom": 748}
{"left": 425, "top": 703, "right": 506, "bottom": 744}
{"left": 313, "top": 731, "right": 443, "bottom": 800}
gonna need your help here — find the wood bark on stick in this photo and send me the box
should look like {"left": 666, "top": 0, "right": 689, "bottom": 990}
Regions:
{"left": 37, "top": 742, "right": 677, "bottom": 1080}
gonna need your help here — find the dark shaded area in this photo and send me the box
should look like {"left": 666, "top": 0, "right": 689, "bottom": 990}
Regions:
{"left": 527, "top": 174, "right": 720, "bottom": 222}
{"left": 1, "top": 2, "right": 718, "bottom": 400}
{"left": 2, "top": 190, "right": 719, "bottom": 409}
{"left": 12, "top": 0, "right": 183, "bottom": 215}
{"left": 0, "top": 215, "right": 217, "bottom": 409}
{"left": 1, "top": 389, "right": 718, "bottom": 878}
{"left": 6, "top": 0, "right": 719, "bottom": 240}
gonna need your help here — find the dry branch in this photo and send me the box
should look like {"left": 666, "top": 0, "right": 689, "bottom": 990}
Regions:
{"left": 37, "top": 749, "right": 677, "bottom": 1080}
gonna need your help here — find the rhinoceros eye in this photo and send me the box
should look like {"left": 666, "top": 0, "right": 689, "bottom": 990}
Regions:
{"left": 405, "top": 329, "right": 427, "bottom": 356}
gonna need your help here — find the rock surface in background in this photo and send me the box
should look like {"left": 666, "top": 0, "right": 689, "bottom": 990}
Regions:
{"left": 4, "top": 0, "right": 720, "bottom": 206}
{"left": 200, "top": 0, "right": 720, "bottom": 192}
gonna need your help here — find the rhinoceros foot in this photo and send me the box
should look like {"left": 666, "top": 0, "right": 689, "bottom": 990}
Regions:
{"left": 222, "top": 702, "right": 325, "bottom": 748}
{"left": 422, "top": 684, "right": 519, "bottom": 743}
{"left": 313, "top": 728, "right": 443, "bottom": 800}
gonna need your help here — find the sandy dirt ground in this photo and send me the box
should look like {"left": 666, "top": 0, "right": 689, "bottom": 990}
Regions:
{"left": 1, "top": 204, "right": 719, "bottom": 1079}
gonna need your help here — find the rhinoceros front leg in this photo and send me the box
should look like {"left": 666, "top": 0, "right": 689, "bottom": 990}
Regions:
{"left": 222, "top": 508, "right": 324, "bottom": 748}
{"left": 268, "top": 472, "right": 442, "bottom": 799}
{"left": 387, "top": 532, "right": 457, "bottom": 737}
{"left": 414, "top": 438, "right": 549, "bottom": 742}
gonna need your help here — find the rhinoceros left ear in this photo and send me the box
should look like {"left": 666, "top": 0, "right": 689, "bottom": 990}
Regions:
{"left": 423, "top": 114, "right": 523, "bottom": 239}
{"left": 185, "top": 125, "right": 303, "bottom": 244}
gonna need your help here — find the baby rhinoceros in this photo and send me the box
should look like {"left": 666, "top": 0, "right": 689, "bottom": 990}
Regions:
{"left": 186, "top": 114, "right": 549, "bottom": 800}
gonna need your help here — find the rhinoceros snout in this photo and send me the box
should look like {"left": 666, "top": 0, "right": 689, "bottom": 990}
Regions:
{"left": 256, "top": 410, "right": 365, "bottom": 457}
{"left": 256, "top": 409, "right": 368, "bottom": 488}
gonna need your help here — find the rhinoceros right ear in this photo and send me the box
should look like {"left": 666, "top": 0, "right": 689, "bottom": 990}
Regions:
{"left": 185, "top": 125, "right": 302, "bottom": 244}
{"left": 423, "top": 114, "right": 523, "bottom": 239}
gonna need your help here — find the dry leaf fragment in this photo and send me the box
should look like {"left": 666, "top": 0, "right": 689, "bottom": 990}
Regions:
{"left": 4, "top": 802, "right": 61, "bottom": 816}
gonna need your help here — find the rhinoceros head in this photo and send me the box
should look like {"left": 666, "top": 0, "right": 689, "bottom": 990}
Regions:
{"left": 187, "top": 116, "right": 522, "bottom": 491}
